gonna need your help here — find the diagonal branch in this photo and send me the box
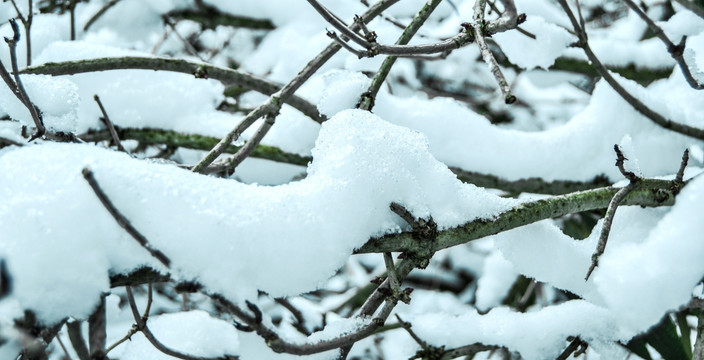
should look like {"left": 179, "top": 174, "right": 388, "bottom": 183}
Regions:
{"left": 82, "top": 168, "right": 171, "bottom": 268}
{"left": 471, "top": 0, "right": 516, "bottom": 104}
{"left": 556, "top": 0, "right": 704, "bottom": 141}
{"left": 623, "top": 0, "right": 703, "bottom": 90}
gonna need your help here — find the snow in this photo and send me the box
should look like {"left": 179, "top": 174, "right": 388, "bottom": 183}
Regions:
{"left": 406, "top": 300, "right": 621, "bottom": 360}
{"left": 493, "top": 16, "right": 575, "bottom": 70}
{"left": 0, "top": 109, "right": 512, "bottom": 324}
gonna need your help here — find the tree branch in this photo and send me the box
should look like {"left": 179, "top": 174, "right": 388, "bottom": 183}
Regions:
{"left": 357, "top": 178, "right": 679, "bottom": 254}
{"left": 623, "top": 0, "right": 703, "bottom": 89}
{"left": 556, "top": 0, "right": 704, "bottom": 141}
{"left": 21, "top": 56, "right": 325, "bottom": 123}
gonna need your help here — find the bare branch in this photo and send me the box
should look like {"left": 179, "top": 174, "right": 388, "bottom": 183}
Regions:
{"left": 556, "top": 0, "right": 704, "bottom": 141}
{"left": 93, "top": 94, "right": 126, "bottom": 152}
{"left": 358, "top": 0, "right": 444, "bottom": 111}
{"left": 358, "top": 178, "right": 679, "bottom": 254}
{"left": 623, "top": 0, "right": 703, "bottom": 89}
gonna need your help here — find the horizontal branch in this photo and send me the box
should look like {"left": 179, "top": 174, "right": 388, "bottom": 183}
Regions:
{"left": 450, "top": 167, "right": 611, "bottom": 195}
{"left": 167, "top": 8, "right": 274, "bottom": 30}
{"left": 20, "top": 57, "right": 324, "bottom": 123}
{"left": 357, "top": 178, "right": 677, "bottom": 254}
{"left": 80, "top": 128, "right": 312, "bottom": 166}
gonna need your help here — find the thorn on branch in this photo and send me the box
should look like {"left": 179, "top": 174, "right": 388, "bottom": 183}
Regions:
{"left": 614, "top": 145, "right": 640, "bottom": 182}
{"left": 245, "top": 300, "right": 263, "bottom": 324}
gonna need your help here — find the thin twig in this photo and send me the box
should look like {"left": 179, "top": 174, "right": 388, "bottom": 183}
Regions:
{"left": 125, "top": 286, "right": 235, "bottom": 360}
{"left": 556, "top": 336, "right": 585, "bottom": 360}
{"left": 556, "top": 0, "right": 704, "bottom": 141}
{"left": 162, "top": 16, "right": 206, "bottom": 62}
{"left": 93, "top": 94, "right": 126, "bottom": 152}
{"left": 4, "top": 19, "right": 44, "bottom": 139}
{"left": 274, "top": 298, "right": 311, "bottom": 336}
{"left": 83, "top": 0, "right": 121, "bottom": 31}
{"left": 472, "top": 0, "right": 516, "bottom": 104}
{"left": 82, "top": 167, "right": 171, "bottom": 268}
{"left": 192, "top": 0, "right": 401, "bottom": 172}
{"left": 55, "top": 334, "right": 73, "bottom": 360}
{"left": 676, "top": 149, "right": 690, "bottom": 183}
{"left": 358, "top": 0, "right": 443, "bottom": 111}
{"left": 585, "top": 146, "right": 640, "bottom": 281}
{"left": 88, "top": 294, "right": 106, "bottom": 358}
{"left": 623, "top": 0, "right": 703, "bottom": 89}
{"left": 395, "top": 314, "right": 428, "bottom": 348}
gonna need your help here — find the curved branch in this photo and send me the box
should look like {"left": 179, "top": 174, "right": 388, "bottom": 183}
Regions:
{"left": 21, "top": 56, "right": 325, "bottom": 123}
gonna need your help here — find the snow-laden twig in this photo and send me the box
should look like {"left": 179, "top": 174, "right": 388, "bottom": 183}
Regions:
{"left": 623, "top": 0, "right": 703, "bottom": 90}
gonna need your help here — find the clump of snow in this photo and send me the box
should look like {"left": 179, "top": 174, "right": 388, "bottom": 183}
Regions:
{"left": 658, "top": 9, "right": 704, "bottom": 40}
{"left": 493, "top": 16, "right": 575, "bottom": 70}
{"left": 120, "top": 310, "right": 239, "bottom": 359}
{"left": 0, "top": 109, "right": 513, "bottom": 324}
{"left": 316, "top": 70, "right": 371, "bottom": 117}
{"left": 374, "top": 75, "right": 701, "bottom": 182}
{"left": 474, "top": 250, "right": 517, "bottom": 312}
{"left": 0, "top": 74, "right": 79, "bottom": 133}
{"left": 33, "top": 41, "right": 226, "bottom": 134}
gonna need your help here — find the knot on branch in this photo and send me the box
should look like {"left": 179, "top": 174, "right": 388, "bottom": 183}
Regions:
{"left": 668, "top": 36, "right": 686, "bottom": 58}
{"left": 614, "top": 145, "right": 640, "bottom": 182}
{"left": 390, "top": 202, "right": 437, "bottom": 268}
{"left": 412, "top": 344, "right": 446, "bottom": 360}
{"left": 194, "top": 65, "right": 209, "bottom": 79}
{"left": 517, "top": 13, "right": 527, "bottom": 24}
